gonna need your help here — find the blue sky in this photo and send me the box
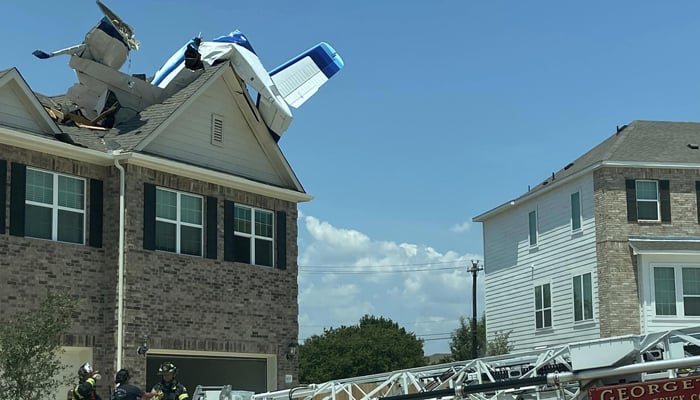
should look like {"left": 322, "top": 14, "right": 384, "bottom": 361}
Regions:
{"left": 5, "top": 1, "right": 700, "bottom": 356}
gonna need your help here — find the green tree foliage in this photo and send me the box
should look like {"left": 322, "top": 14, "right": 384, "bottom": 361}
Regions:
{"left": 442, "top": 315, "right": 513, "bottom": 363}
{"left": 299, "top": 315, "right": 425, "bottom": 383}
{"left": 0, "top": 292, "right": 76, "bottom": 400}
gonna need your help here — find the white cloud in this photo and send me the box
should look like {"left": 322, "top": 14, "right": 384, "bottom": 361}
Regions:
{"left": 450, "top": 221, "right": 471, "bottom": 233}
{"left": 297, "top": 215, "right": 484, "bottom": 355}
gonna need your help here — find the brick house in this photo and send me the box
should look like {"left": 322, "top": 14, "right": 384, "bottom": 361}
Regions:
{"left": 0, "top": 61, "right": 308, "bottom": 398}
{"left": 472, "top": 121, "right": 700, "bottom": 352}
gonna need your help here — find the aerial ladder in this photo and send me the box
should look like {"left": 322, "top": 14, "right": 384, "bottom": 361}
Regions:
{"left": 194, "top": 325, "right": 700, "bottom": 400}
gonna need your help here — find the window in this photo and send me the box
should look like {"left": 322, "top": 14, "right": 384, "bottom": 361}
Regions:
{"left": 155, "top": 187, "right": 202, "bottom": 256}
{"left": 24, "top": 168, "right": 85, "bottom": 244}
{"left": 654, "top": 266, "right": 700, "bottom": 317}
{"left": 626, "top": 179, "right": 670, "bottom": 222}
{"left": 636, "top": 180, "right": 660, "bottom": 221}
{"left": 233, "top": 204, "right": 274, "bottom": 267}
{"left": 534, "top": 283, "right": 552, "bottom": 329}
{"left": 573, "top": 272, "right": 593, "bottom": 322}
{"left": 571, "top": 191, "right": 581, "bottom": 231}
{"left": 528, "top": 210, "right": 538, "bottom": 246}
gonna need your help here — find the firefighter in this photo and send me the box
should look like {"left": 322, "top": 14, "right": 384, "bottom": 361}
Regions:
{"left": 151, "top": 362, "right": 189, "bottom": 400}
{"left": 69, "top": 362, "right": 102, "bottom": 400}
{"left": 112, "top": 369, "right": 156, "bottom": 400}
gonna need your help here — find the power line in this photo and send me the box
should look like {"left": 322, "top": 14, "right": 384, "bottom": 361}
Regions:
{"left": 299, "top": 266, "right": 463, "bottom": 274}
{"left": 300, "top": 260, "right": 468, "bottom": 269}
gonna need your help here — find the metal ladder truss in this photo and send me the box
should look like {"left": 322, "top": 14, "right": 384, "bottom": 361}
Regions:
{"left": 251, "top": 326, "right": 700, "bottom": 400}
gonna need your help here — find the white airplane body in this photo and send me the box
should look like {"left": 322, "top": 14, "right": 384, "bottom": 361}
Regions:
{"left": 33, "top": 1, "right": 344, "bottom": 138}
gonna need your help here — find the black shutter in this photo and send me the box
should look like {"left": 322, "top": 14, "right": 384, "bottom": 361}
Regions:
{"left": 659, "top": 180, "right": 671, "bottom": 223}
{"left": 696, "top": 181, "right": 700, "bottom": 224}
{"left": 276, "top": 210, "right": 287, "bottom": 270}
{"left": 206, "top": 196, "right": 218, "bottom": 259}
{"left": 223, "top": 200, "right": 235, "bottom": 262}
{"left": 143, "top": 183, "right": 156, "bottom": 250}
{"left": 0, "top": 160, "right": 5, "bottom": 234}
{"left": 625, "top": 179, "right": 637, "bottom": 222}
{"left": 9, "top": 162, "right": 26, "bottom": 236}
{"left": 89, "top": 179, "right": 103, "bottom": 248}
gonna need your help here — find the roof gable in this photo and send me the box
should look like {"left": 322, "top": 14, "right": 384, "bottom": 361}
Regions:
{"left": 132, "top": 62, "right": 303, "bottom": 191}
{"left": 474, "top": 120, "right": 700, "bottom": 221}
{"left": 0, "top": 68, "right": 61, "bottom": 135}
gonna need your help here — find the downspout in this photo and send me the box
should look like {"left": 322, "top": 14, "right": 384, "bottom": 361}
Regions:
{"left": 113, "top": 156, "right": 126, "bottom": 370}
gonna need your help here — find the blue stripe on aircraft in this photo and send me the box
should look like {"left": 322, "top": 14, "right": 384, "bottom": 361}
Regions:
{"left": 211, "top": 30, "right": 257, "bottom": 55}
{"left": 269, "top": 42, "right": 344, "bottom": 79}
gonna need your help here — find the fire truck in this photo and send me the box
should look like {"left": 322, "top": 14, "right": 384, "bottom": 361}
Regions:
{"left": 193, "top": 325, "right": 700, "bottom": 400}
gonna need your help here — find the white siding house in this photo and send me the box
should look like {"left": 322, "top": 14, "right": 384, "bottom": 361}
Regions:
{"left": 474, "top": 121, "right": 700, "bottom": 351}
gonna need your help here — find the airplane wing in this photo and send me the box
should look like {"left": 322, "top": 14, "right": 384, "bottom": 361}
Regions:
{"left": 269, "top": 42, "right": 344, "bottom": 108}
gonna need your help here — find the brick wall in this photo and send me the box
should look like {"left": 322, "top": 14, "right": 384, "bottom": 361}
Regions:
{"left": 593, "top": 167, "right": 700, "bottom": 337}
{"left": 0, "top": 145, "right": 300, "bottom": 397}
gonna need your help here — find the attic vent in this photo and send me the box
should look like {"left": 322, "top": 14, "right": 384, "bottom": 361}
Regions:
{"left": 689, "top": 143, "right": 699, "bottom": 150}
{"left": 211, "top": 114, "right": 224, "bottom": 146}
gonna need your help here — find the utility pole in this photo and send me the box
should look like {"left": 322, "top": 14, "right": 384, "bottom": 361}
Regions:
{"left": 469, "top": 260, "right": 483, "bottom": 359}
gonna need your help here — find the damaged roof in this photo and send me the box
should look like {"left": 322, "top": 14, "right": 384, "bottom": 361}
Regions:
{"left": 34, "top": 62, "right": 230, "bottom": 153}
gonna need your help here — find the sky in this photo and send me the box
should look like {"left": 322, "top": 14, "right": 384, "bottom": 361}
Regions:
{"left": 4, "top": 1, "right": 700, "bottom": 356}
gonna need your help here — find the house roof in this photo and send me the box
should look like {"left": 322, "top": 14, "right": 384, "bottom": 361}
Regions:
{"left": 1, "top": 63, "right": 311, "bottom": 201}
{"left": 33, "top": 62, "right": 229, "bottom": 153}
{"left": 473, "top": 120, "right": 700, "bottom": 222}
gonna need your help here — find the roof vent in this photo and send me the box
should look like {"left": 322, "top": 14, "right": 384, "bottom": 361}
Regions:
{"left": 564, "top": 162, "right": 574, "bottom": 170}
{"left": 688, "top": 143, "right": 699, "bottom": 150}
{"left": 211, "top": 114, "right": 224, "bottom": 146}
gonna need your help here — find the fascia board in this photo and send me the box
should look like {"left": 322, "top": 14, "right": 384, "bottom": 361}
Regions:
{"left": 0, "top": 125, "right": 113, "bottom": 165}
{"left": 127, "top": 153, "right": 313, "bottom": 203}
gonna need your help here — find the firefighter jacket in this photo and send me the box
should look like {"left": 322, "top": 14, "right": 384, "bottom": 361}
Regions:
{"left": 152, "top": 379, "right": 189, "bottom": 400}
{"left": 70, "top": 377, "right": 102, "bottom": 400}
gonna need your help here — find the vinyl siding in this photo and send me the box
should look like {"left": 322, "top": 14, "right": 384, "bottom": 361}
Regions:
{"left": 484, "top": 174, "right": 601, "bottom": 351}
{"left": 144, "top": 77, "right": 288, "bottom": 187}
{"left": 0, "top": 82, "right": 43, "bottom": 132}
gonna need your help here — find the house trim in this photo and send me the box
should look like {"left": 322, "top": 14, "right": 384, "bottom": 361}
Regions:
{"left": 128, "top": 153, "right": 312, "bottom": 203}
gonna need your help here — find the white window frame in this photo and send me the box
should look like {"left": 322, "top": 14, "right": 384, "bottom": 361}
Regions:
{"left": 234, "top": 204, "right": 275, "bottom": 267}
{"left": 534, "top": 281, "right": 552, "bottom": 330}
{"left": 528, "top": 209, "right": 538, "bottom": 247}
{"left": 570, "top": 191, "right": 582, "bottom": 231}
{"left": 572, "top": 271, "right": 593, "bottom": 322}
{"left": 25, "top": 167, "right": 86, "bottom": 244}
{"left": 636, "top": 180, "right": 660, "bottom": 222}
{"left": 155, "top": 187, "right": 203, "bottom": 256}
{"left": 652, "top": 263, "right": 700, "bottom": 318}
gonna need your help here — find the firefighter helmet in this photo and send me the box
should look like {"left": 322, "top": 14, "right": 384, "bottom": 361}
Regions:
{"left": 158, "top": 362, "right": 177, "bottom": 376}
{"left": 78, "top": 363, "right": 94, "bottom": 380}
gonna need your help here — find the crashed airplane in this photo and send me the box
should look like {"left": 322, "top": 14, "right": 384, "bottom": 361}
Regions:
{"left": 33, "top": 0, "right": 344, "bottom": 139}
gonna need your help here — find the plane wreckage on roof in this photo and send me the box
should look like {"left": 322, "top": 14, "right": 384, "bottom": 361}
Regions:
{"left": 33, "top": 0, "right": 344, "bottom": 140}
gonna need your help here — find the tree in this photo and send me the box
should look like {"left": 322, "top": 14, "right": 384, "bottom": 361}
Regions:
{"left": 442, "top": 315, "right": 513, "bottom": 363}
{"left": 0, "top": 292, "right": 76, "bottom": 400}
{"left": 299, "top": 315, "right": 426, "bottom": 383}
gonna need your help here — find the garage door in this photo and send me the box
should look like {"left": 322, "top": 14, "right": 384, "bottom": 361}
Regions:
{"left": 146, "top": 355, "right": 268, "bottom": 393}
